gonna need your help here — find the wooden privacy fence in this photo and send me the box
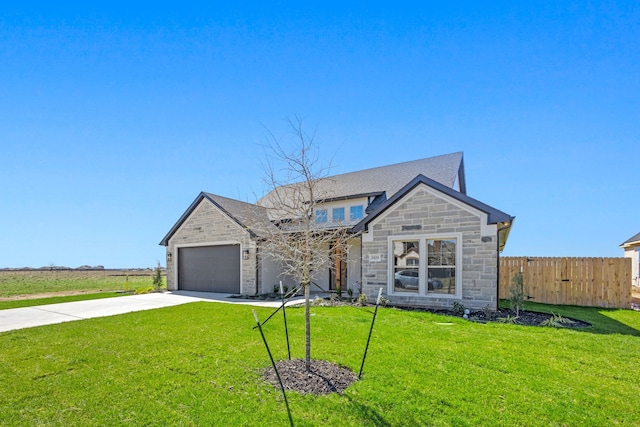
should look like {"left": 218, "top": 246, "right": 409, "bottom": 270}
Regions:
{"left": 499, "top": 257, "right": 632, "bottom": 308}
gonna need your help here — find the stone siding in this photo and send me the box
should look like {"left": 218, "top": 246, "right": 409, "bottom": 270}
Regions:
{"left": 166, "top": 199, "right": 256, "bottom": 294}
{"left": 361, "top": 186, "right": 499, "bottom": 310}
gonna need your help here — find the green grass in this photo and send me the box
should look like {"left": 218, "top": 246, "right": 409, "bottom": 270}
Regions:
{"left": 0, "top": 302, "right": 638, "bottom": 426}
{"left": 0, "top": 292, "right": 128, "bottom": 310}
{"left": 0, "top": 270, "right": 164, "bottom": 298}
{"left": 500, "top": 300, "right": 640, "bottom": 335}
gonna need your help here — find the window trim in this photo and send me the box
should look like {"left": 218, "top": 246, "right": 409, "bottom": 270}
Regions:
{"left": 387, "top": 233, "right": 462, "bottom": 299}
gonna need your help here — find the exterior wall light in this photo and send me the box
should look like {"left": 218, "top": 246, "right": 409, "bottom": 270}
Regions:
{"left": 242, "top": 249, "right": 250, "bottom": 260}
{"left": 167, "top": 252, "right": 172, "bottom": 262}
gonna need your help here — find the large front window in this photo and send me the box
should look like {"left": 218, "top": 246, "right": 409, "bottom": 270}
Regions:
{"left": 390, "top": 235, "right": 460, "bottom": 296}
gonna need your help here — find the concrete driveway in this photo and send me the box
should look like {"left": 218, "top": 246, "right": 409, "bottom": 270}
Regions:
{"left": 0, "top": 291, "right": 304, "bottom": 333}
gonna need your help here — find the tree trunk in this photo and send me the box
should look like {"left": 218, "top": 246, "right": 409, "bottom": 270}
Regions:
{"left": 304, "top": 280, "right": 311, "bottom": 371}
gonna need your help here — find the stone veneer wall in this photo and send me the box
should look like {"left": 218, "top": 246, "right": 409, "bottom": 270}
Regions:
{"left": 361, "top": 186, "right": 499, "bottom": 310}
{"left": 166, "top": 199, "right": 256, "bottom": 294}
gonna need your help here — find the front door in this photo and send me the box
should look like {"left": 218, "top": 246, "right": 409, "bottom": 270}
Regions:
{"left": 329, "top": 244, "right": 347, "bottom": 292}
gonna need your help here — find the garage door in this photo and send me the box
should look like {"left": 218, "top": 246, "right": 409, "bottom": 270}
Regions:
{"left": 177, "top": 245, "right": 240, "bottom": 293}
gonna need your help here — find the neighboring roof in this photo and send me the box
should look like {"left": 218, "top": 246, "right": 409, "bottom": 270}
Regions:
{"left": 256, "top": 152, "right": 465, "bottom": 215}
{"left": 352, "top": 174, "right": 515, "bottom": 250}
{"left": 159, "top": 192, "right": 276, "bottom": 246}
{"left": 620, "top": 232, "right": 640, "bottom": 248}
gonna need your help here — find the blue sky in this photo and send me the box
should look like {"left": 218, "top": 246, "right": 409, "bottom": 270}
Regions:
{"left": 1, "top": 2, "right": 638, "bottom": 268}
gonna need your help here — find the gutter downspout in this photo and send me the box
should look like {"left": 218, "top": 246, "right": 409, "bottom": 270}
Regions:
{"left": 496, "top": 220, "right": 513, "bottom": 310}
{"left": 255, "top": 244, "right": 260, "bottom": 296}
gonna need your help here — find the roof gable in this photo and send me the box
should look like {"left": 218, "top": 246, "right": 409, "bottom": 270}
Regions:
{"left": 159, "top": 192, "right": 275, "bottom": 246}
{"left": 351, "top": 174, "right": 514, "bottom": 250}
{"left": 353, "top": 174, "right": 513, "bottom": 232}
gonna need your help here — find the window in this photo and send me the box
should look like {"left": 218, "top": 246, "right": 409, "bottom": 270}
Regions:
{"left": 315, "top": 209, "right": 328, "bottom": 223}
{"left": 350, "top": 205, "right": 364, "bottom": 221}
{"left": 332, "top": 207, "right": 345, "bottom": 222}
{"left": 392, "top": 241, "right": 420, "bottom": 293}
{"left": 427, "top": 239, "right": 457, "bottom": 295}
{"left": 389, "top": 235, "right": 460, "bottom": 297}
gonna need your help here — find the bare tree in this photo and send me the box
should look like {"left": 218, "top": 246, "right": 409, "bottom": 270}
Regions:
{"left": 255, "top": 118, "right": 352, "bottom": 371}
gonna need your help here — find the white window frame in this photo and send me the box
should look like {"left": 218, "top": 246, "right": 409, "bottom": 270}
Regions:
{"left": 387, "top": 233, "right": 462, "bottom": 299}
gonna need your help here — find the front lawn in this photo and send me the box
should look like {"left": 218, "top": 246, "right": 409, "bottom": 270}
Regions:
{"left": 0, "top": 302, "right": 638, "bottom": 426}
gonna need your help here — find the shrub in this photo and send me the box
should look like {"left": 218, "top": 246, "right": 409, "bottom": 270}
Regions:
{"left": 357, "top": 293, "right": 367, "bottom": 305}
{"left": 312, "top": 296, "right": 328, "bottom": 306}
{"left": 452, "top": 301, "right": 466, "bottom": 316}
{"left": 509, "top": 272, "right": 525, "bottom": 316}
{"left": 541, "top": 312, "right": 575, "bottom": 328}
{"left": 497, "top": 315, "right": 520, "bottom": 324}
{"left": 152, "top": 262, "right": 163, "bottom": 290}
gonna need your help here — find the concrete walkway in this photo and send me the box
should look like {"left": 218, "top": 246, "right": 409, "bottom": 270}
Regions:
{"left": 0, "top": 291, "right": 305, "bottom": 333}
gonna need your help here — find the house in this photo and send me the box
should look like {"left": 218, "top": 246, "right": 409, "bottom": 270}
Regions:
{"left": 620, "top": 232, "right": 640, "bottom": 288}
{"left": 159, "top": 152, "right": 514, "bottom": 310}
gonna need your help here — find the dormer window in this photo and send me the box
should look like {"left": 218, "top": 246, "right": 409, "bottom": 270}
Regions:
{"left": 315, "top": 209, "right": 328, "bottom": 223}
{"left": 350, "top": 205, "right": 364, "bottom": 221}
{"left": 332, "top": 207, "right": 345, "bottom": 222}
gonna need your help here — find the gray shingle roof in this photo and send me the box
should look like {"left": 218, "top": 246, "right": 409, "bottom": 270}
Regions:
{"left": 256, "top": 152, "right": 465, "bottom": 214}
{"left": 204, "top": 193, "right": 278, "bottom": 235}
{"left": 160, "top": 152, "right": 509, "bottom": 247}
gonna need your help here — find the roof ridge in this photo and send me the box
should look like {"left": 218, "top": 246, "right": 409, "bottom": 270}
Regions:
{"left": 322, "top": 151, "right": 462, "bottom": 180}
{"left": 204, "top": 192, "right": 255, "bottom": 206}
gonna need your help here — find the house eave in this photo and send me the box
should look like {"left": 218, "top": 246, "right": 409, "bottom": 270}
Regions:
{"left": 620, "top": 232, "right": 640, "bottom": 248}
{"left": 497, "top": 218, "right": 515, "bottom": 252}
{"left": 620, "top": 240, "right": 640, "bottom": 249}
{"left": 313, "top": 191, "right": 385, "bottom": 204}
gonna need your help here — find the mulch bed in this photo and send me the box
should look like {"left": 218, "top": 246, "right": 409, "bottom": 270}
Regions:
{"left": 473, "top": 308, "right": 591, "bottom": 327}
{"left": 392, "top": 305, "right": 591, "bottom": 328}
{"left": 315, "top": 297, "right": 592, "bottom": 328}
{"left": 263, "top": 359, "right": 358, "bottom": 395}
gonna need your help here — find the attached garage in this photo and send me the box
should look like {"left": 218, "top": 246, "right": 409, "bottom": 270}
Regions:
{"left": 177, "top": 245, "right": 241, "bottom": 293}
